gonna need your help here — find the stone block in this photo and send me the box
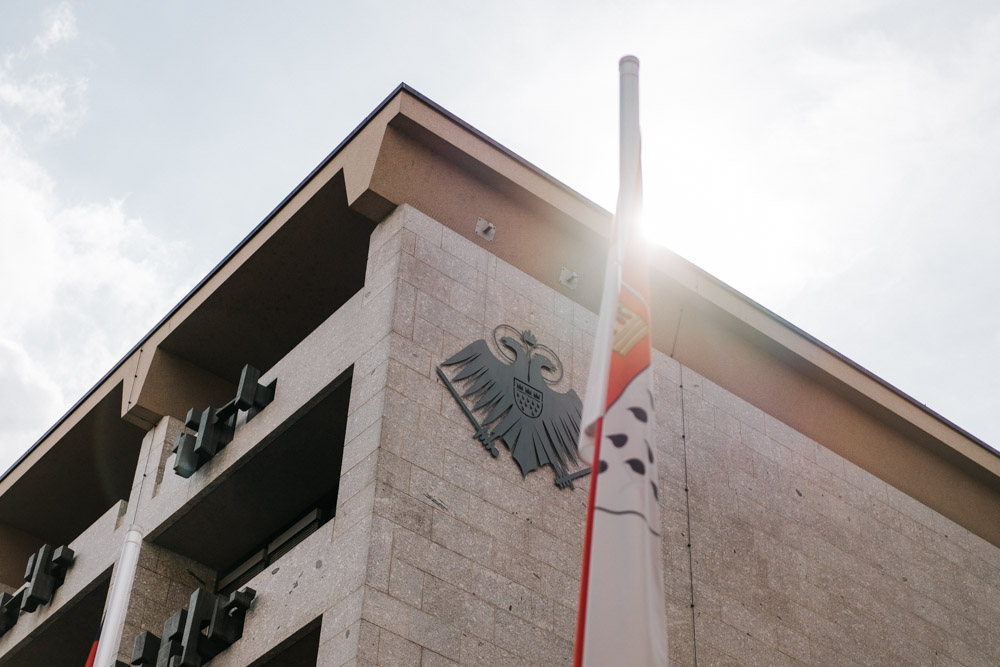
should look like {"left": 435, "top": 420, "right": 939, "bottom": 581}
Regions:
{"left": 493, "top": 609, "right": 571, "bottom": 666}
{"left": 400, "top": 252, "right": 453, "bottom": 305}
{"left": 383, "top": 485, "right": 433, "bottom": 538}
{"left": 356, "top": 619, "right": 380, "bottom": 664}
{"left": 376, "top": 449, "right": 411, "bottom": 492}
{"left": 362, "top": 588, "right": 413, "bottom": 639}
{"left": 383, "top": 389, "right": 421, "bottom": 431}
{"left": 467, "top": 496, "right": 529, "bottom": 552}
{"left": 319, "top": 587, "right": 365, "bottom": 645}
{"left": 415, "top": 290, "right": 483, "bottom": 344}
{"left": 388, "top": 332, "right": 432, "bottom": 376}
{"left": 400, "top": 433, "right": 445, "bottom": 477}
{"left": 485, "top": 277, "right": 532, "bottom": 319}
{"left": 431, "top": 512, "right": 493, "bottom": 566}
{"left": 318, "top": 620, "right": 361, "bottom": 667}
{"left": 489, "top": 545, "right": 578, "bottom": 610}
{"left": 415, "top": 235, "right": 486, "bottom": 295}
{"left": 421, "top": 648, "right": 460, "bottom": 667}
{"left": 332, "top": 482, "right": 377, "bottom": 542}
{"left": 378, "top": 629, "right": 421, "bottom": 666}
{"left": 468, "top": 563, "right": 553, "bottom": 632}
{"left": 441, "top": 226, "right": 489, "bottom": 275}
{"left": 449, "top": 281, "right": 487, "bottom": 325}
{"left": 407, "top": 607, "right": 461, "bottom": 661}
{"left": 368, "top": 207, "right": 406, "bottom": 257}
{"left": 388, "top": 558, "right": 423, "bottom": 608}
{"left": 552, "top": 603, "right": 575, "bottom": 643}
{"left": 393, "top": 528, "right": 474, "bottom": 590}
{"left": 412, "top": 316, "right": 445, "bottom": 356}
{"left": 422, "top": 575, "right": 494, "bottom": 640}
{"left": 345, "top": 392, "right": 385, "bottom": 448}
{"left": 392, "top": 279, "right": 417, "bottom": 337}
{"left": 409, "top": 467, "right": 470, "bottom": 520}
{"left": 460, "top": 634, "right": 530, "bottom": 667}
{"left": 493, "top": 259, "right": 553, "bottom": 311}
{"left": 363, "top": 254, "right": 401, "bottom": 307}
{"left": 339, "top": 450, "right": 380, "bottom": 509}
{"left": 366, "top": 224, "right": 403, "bottom": 281}
{"left": 366, "top": 515, "right": 394, "bottom": 592}
{"left": 442, "top": 451, "right": 488, "bottom": 497}
{"left": 399, "top": 205, "right": 444, "bottom": 247}
{"left": 352, "top": 360, "right": 390, "bottom": 411}
{"left": 527, "top": 526, "right": 576, "bottom": 577}
{"left": 379, "top": 415, "right": 414, "bottom": 458}
{"left": 763, "top": 414, "right": 817, "bottom": 462}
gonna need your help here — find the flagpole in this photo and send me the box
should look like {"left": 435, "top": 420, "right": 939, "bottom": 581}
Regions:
{"left": 574, "top": 57, "right": 641, "bottom": 662}
{"left": 90, "top": 526, "right": 142, "bottom": 666}
{"left": 574, "top": 55, "right": 668, "bottom": 667}
{"left": 618, "top": 55, "right": 641, "bottom": 254}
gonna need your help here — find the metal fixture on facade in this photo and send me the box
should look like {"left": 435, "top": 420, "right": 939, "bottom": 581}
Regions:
{"left": 475, "top": 216, "right": 496, "bottom": 241}
{"left": 131, "top": 587, "right": 256, "bottom": 666}
{"left": 173, "top": 364, "right": 276, "bottom": 478}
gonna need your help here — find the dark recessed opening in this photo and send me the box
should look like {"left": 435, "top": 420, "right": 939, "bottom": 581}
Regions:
{"left": 252, "top": 618, "right": 321, "bottom": 667}
{"left": 153, "top": 367, "right": 352, "bottom": 574}
{"left": 0, "top": 574, "right": 110, "bottom": 667}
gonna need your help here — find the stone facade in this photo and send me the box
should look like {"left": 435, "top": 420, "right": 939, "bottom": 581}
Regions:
{"left": 345, "top": 205, "right": 1000, "bottom": 667}
{"left": 1, "top": 202, "right": 998, "bottom": 666}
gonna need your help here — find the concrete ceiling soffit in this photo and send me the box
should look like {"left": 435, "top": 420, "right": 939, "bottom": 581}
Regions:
{"left": 0, "top": 367, "right": 130, "bottom": 497}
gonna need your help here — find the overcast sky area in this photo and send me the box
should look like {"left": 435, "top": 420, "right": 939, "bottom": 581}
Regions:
{"left": 0, "top": 1, "right": 998, "bottom": 474}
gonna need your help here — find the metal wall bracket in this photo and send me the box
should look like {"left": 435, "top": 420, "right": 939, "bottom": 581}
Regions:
{"left": 21, "top": 544, "right": 74, "bottom": 613}
{"left": 173, "top": 364, "right": 276, "bottom": 478}
{"left": 559, "top": 266, "right": 579, "bottom": 290}
{"left": 131, "top": 587, "right": 256, "bottom": 666}
{"left": 0, "top": 590, "right": 23, "bottom": 636}
{"left": 475, "top": 217, "right": 495, "bottom": 241}
{"left": 0, "top": 543, "right": 75, "bottom": 636}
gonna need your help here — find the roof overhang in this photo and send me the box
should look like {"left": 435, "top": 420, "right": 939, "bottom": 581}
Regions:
{"left": 3, "top": 84, "right": 997, "bottom": 547}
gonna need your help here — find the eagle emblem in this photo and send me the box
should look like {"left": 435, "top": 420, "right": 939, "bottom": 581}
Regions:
{"left": 436, "top": 326, "right": 591, "bottom": 489}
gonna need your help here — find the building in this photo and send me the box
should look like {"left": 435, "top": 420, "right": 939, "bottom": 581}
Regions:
{"left": 1, "top": 84, "right": 998, "bottom": 666}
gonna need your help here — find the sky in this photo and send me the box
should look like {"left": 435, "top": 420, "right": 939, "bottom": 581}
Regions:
{"left": 0, "top": 1, "right": 997, "bottom": 474}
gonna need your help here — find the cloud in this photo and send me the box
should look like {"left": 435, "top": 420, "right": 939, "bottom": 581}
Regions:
{"left": 652, "top": 2, "right": 1000, "bottom": 445}
{"left": 0, "top": 3, "right": 86, "bottom": 137}
{"left": 33, "top": 3, "right": 78, "bottom": 54}
{"left": 0, "top": 6, "right": 186, "bottom": 474}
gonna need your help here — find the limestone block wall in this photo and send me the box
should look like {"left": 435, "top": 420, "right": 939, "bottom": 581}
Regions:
{"left": 354, "top": 204, "right": 1000, "bottom": 667}
{"left": 676, "top": 366, "right": 1000, "bottom": 666}
{"left": 356, "top": 204, "right": 591, "bottom": 667}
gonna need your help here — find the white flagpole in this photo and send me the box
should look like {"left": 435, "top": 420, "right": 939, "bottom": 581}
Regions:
{"left": 618, "top": 55, "right": 641, "bottom": 252}
{"left": 93, "top": 525, "right": 143, "bottom": 666}
{"left": 575, "top": 55, "right": 669, "bottom": 667}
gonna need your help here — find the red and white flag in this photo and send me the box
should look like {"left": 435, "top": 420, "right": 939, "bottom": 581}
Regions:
{"left": 574, "top": 56, "right": 669, "bottom": 667}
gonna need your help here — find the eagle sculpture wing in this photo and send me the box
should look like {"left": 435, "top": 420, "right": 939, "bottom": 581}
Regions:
{"left": 442, "top": 339, "right": 520, "bottom": 425}
{"left": 442, "top": 340, "right": 583, "bottom": 482}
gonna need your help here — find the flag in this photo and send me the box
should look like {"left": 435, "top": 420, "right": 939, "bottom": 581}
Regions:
{"left": 574, "top": 56, "right": 669, "bottom": 667}
{"left": 84, "top": 626, "right": 100, "bottom": 667}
